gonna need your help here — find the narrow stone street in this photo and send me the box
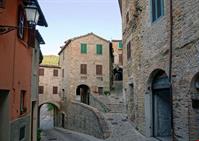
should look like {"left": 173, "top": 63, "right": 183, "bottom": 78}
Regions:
{"left": 103, "top": 81, "right": 157, "bottom": 141}
{"left": 41, "top": 128, "right": 103, "bottom": 141}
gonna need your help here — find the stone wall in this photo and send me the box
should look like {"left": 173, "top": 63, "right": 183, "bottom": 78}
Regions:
{"left": 63, "top": 101, "right": 111, "bottom": 139}
{"left": 120, "top": 0, "right": 199, "bottom": 140}
{"left": 10, "top": 115, "right": 30, "bottom": 141}
{"left": 89, "top": 94, "right": 110, "bottom": 113}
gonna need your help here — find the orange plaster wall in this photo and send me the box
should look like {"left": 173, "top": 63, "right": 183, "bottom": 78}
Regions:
{"left": 0, "top": 0, "right": 32, "bottom": 120}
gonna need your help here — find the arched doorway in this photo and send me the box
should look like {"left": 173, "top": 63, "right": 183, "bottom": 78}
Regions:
{"left": 76, "top": 85, "right": 90, "bottom": 105}
{"left": 145, "top": 69, "right": 172, "bottom": 139}
{"left": 189, "top": 73, "right": 199, "bottom": 140}
{"left": 151, "top": 70, "right": 172, "bottom": 139}
{"left": 38, "top": 102, "right": 59, "bottom": 130}
{"left": 113, "top": 67, "right": 123, "bottom": 81}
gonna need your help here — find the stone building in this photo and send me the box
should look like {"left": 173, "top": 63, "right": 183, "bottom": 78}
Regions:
{"left": 112, "top": 40, "right": 123, "bottom": 81}
{"left": 38, "top": 55, "right": 61, "bottom": 107}
{"left": 119, "top": 0, "right": 199, "bottom": 141}
{"left": 59, "top": 33, "right": 112, "bottom": 105}
{"left": 0, "top": 0, "right": 47, "bottom": 141}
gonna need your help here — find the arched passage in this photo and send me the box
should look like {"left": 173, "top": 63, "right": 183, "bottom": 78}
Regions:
{"left": 189, "top": 73, "right": 199, "bottom": 140}
{"left": 145, "top": 69, "right": 172, "bottom": 139}
{"left": 113, "top": 67, "right": 123, "bottom": 81}
{"left": 38, "top": 102, "right": 60, "bottom": 130}
{"left": 76, "top": 85, "right": 90, "bottom": 105}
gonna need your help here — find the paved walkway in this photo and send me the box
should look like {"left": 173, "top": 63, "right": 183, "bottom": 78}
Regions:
{"left": 102, "top": 81, "right": 157, "bottom": 141}
{"left": 41, "top": 128, "right": 103, "bottom": 141}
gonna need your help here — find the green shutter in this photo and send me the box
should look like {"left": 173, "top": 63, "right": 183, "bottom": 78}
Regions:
{"left": 96, "top": 44, "right": 102, "bottom": 55}
{"left": 118, "top": 41, "right": 123, "bottom": 49}
{"left": 81, "top": 43, "right": 87, "bottom": 54}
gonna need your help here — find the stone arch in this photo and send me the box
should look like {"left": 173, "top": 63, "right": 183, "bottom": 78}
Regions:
{"left": 76, "top": 84, "right": 90, "bottom": 105}
{"left": 113, "top": 66, "right": 123, "bottom": 81}
{"left": 189, "top": 72, "right": 199, "bottom": 140}
{"left": 38, "top": 101, "right": 60, "bottom": 129}
{"left": 145, "top": 69, "right": 172, "bottom": 139}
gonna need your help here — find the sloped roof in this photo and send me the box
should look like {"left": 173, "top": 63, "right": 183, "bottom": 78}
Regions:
{"left": 58, "top": 32, "right": 110, "bottom": 55}
{"left": 41, "top": 55, "right": 59, "bottom": 66}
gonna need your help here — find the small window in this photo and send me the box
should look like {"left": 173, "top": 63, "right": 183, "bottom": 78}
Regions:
{"left": 19, "top": 126, "right": 26, "bottom": 140}
{"left": 119, "top": 54, "right": 123, "bottom": 65}
{"left": 18, "top": 5, "right": 25, "bottom": 39}
{"left": 81, "top": 43, "right": 87, "bottom": 54}
{"left": 20, "top": 91, "right": 26, "bottom": 115}
{"left": 192, "top": 99, "right": 199, "bottom": 109}
{"left": 39, "top": 68, "right": 44, "bottom": 76}
{"left": 98, "top": 87, "right": 103, "bottom": 95}
{"left": 96, "top": 44, "right": 103, "bottom": 55}
{"left": 118, "top": 41, "right": 123, "bottom": 49}
{"left": 96, "top": 65, "right": 102, "bottom": 75}
{"left": 62, "top": 69, "right": 64, "bottom": 78}
{"left": 38, "top": 86, "right": 44, "bottom": 94}
{"left": 53, "top": 69, "right": 58, "bottom": 77}
{"left": 151, "top": 0, "right": 164, "bottom": 22}
{"left": 53, "top": 86, "right": 58, "bottom": 94}
{"left": 127, "top": 42, "right": 131, "bottom": 60}
{"left": 80, "top": 64, "right": 87, "bottom": 74}
{"left": 126, "top": 12, "right": 129, "bottom": 24}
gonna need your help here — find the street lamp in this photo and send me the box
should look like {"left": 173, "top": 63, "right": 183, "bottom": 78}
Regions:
{"left": 0, "top": 1, "right": 40, "bottom": 35}
{"left": 24, "top": 2, "right": 40, "bottom": 26}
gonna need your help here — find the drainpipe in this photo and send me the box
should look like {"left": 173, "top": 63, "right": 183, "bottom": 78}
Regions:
{"left": 169, "top": 0, "right": 174, "bottom": 140}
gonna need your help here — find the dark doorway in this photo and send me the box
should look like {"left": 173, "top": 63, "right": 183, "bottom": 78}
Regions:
{"left": 76, "top": 85, "right": 90, "bottom": 105}
{"left": 61, "top": 113, "right": 65, "bottom": 128}
{"left": 113, "top": 67, "right": 123, "bottom": 81}
{"left": 0, "top": 90, "right": 9, "bottom": 141}
{"left": 152, "top": 71, "right": 172, "bottom": 139}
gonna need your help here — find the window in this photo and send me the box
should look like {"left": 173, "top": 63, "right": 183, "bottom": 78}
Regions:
{"left": 0, "top": 0, "right": 5, "bottom": 7}
{"left": 96, "top": 65, "right": 102, "bottom": 75}
{"left": 96, "top": 44, "right": 103, "bottom": 55}
{"left": 98, "top": 87, "right": 103, "bottom": 95}
{"left": 39, "top": 68, "right": 44, "bottom": 76}
{"left": 119, "top": 54, "right": 123, "bottom": 65}
{"left": 118, "top": 41, "right": 123, "bottom": 49}
{"left": 151, "top": 0, "right": 164, "bottom": 22}
{"left": 53, "top": 86, "right": 58, "bottom": 94}
{"left": 127, "top": 42, "right": 131, "bottom": 60}
{"left": 80, "top": 64, "right": 87, "bottom": 74}
{"left": 38, "top": 86, "right": 44, "bottom": 94}
{"left": 126, "top": 11, "right": 129, "bottom": 24}
{"left": 81, "top": 43, "right": 87, "bottom": 54}
{"left": 19, "top": 126, "right": 26, "bottom": 140}
{"left": 18, "top": 5, "right": 25, "bottom": 39}
{"left": 53, "top": 69, "right": 58, "bottom": 77}
{"left": 192, "top": 99, "right": 199, "bottom": 109}
{"left": 20, "top": 91, "right": 26, "bottom": 115}
{"left": 62, "top": 69, "right": 64, "bottom": 78}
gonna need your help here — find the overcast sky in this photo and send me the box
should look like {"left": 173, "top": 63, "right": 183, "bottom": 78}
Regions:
{"left": 37, "top": 0, "right": 122, "bottom": 55}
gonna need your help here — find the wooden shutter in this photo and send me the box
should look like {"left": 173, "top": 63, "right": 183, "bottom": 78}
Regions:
{"left": 118, "top": 41, "right": 123, "bottom": 49}
{"left": 53, "top": 69, "right": 58, "bottom": 76}
{"left": 81, "top": 64, "right": 87, "bottom": 74}
{"left": 0, "top": 0, "right": 5, "bottom": 7}
{"left": 127, "top": 42, "right": 131, "bottom": 60}
{"left": 38, "top": 86, "right": 44, "bottom": 94}
{"left": 81, "top": 43, "right": 87, "bottom": 54}
{"left": 39, "top": 68, "right": 44, "bottom": 76}
{"left": 96, "top": 44, "right": 102, "bottom": 54}
{"left": 53, "top": 86, "right": 58, "bottom": 94}
{"left": 96, "top": 65, "right": 102, "bottom": 75}
{"left": 119, "top": 54, "right": 123, "bottom": 65}
{"left": 62, "top": 69, "right": 64, "bottom": 78}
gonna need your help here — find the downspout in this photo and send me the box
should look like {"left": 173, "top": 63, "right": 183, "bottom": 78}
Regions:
{"left": 169, "top": 0, "right": 174, "bottom": 140}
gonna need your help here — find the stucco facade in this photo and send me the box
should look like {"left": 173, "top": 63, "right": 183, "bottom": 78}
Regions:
{"left": 59, "top": 33, "right": 112, "bottom": 104}
{"left": 119, "top": 0, "right": 199, "bottom": 140}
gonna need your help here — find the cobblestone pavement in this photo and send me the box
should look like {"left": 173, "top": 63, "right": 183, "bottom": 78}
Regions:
{"left": 40, "top": 104, "right": 54, "bottom": 130}
{"left": 41, "top": 128, "right": 104, "bottom": 141}
{"left": 103, "top": 81, "right": 157, "bottom": 141}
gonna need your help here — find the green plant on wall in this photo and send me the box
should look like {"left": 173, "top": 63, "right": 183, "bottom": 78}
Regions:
{"left": 47, "top": 103, "right": 54, "bottom": 111}
{"left": 37, "top": 128, "right": 42, "bottom": 141}
{"left": 104, "top": 91, "right": 110, "bottom": 96}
